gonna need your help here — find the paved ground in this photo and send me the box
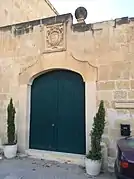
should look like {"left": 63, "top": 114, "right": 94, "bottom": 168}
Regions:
{"left": 0, "top": 157, "right": 115, "bottom": 179}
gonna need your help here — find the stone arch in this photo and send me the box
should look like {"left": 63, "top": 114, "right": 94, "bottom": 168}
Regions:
{"left": 29, "top": 67, "right": 85, "bottom": 85}
{"left": 18, "top": 53, "right": 97, "bottom": 163}
{"left": 19, "top": 53, "right": 97, "bottom": 85}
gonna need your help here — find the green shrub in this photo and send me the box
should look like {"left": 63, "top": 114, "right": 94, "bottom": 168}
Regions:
{"left": 7, "top": 98, "right": 16, "bottom": 145}
{"left": 87, "top": 100, "right": 106, "bottom": 160}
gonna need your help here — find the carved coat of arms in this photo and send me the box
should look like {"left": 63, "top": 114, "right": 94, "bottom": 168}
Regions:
{"left": 44, "top": 23, "right": 66, "bottom": 53}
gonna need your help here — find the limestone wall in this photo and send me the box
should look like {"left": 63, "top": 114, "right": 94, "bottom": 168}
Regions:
{"left": 0, "top": 0, "right": 58, "bottom": 27}
{"left": 0, "top": 14, "right": 134, "bottom": 157}
{"left": 70, "top": 18, "right": 134, "bottom": 158}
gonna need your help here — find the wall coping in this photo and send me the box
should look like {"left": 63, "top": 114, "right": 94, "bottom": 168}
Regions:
{"left": 0, "top": 12, "right": 134, "bottom": 34}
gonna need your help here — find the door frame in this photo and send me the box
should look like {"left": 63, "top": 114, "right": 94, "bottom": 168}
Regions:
{"left": 18, "top": 67, "right": 97, "bottom": 165}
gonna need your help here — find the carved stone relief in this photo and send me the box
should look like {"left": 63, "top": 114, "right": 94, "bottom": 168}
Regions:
{"left": 44, "top": 23, "right": 66, "bottom": 53}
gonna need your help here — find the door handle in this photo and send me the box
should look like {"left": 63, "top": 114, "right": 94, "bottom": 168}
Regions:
{"left": 52, "top": 124, "right": 55, "bottom": 127}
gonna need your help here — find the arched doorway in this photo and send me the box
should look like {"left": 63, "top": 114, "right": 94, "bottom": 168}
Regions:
{"left": 29, "top": 69, "right": 85, "bottom": 154}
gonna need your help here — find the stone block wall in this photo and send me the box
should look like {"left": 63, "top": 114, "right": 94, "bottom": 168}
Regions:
{"left": 0, "top": 0, "right": 58, "bottom": 27}
{"left": 97, "top": 61, "right": 134, "bottom": 158}
{"left": 96, "top": 64, "right": 134, "bottom": 169}
{"left": 70, "top": 17, "right": 134, "bottom": 158}
{"left": 0, "top": 13, "right": 134, "bottom": 158}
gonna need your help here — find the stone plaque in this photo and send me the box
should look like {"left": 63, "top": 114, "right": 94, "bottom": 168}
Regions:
{"left": 44, "top": 23, "right": 66, "bottom": 53}
{"left": 114, "top": 101, "right": 134, "bottom": 109}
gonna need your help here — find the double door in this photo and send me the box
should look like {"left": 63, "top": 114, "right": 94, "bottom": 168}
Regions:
{"left": 29, "top": 70, "right": 85, "bottom": 154}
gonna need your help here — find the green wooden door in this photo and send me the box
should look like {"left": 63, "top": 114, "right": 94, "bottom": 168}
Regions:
{"left": 29, "top": 70, "right": 85, "bottom": 154}
{"left": 29, "top": 72, "right": 58, "bottom": 151}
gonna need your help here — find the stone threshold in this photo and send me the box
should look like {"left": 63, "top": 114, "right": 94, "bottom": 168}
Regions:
{"left": 25, "top": 149, "right": 113, "bottom": 172}
{"left": 17, "top": 151, "right": 115, "bottom": 173}
{"left": 25, "top": 149, "right": 85, "bottom": 166}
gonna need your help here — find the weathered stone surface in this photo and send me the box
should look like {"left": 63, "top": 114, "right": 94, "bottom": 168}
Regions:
{"left": 108, "top": 148, "right": 117, "bottom": 158}
{"left": 0, "top": 94, "right": 8, "bottom": 100}
{"left": 110, "top": 62, "right": 130, "bottom": 80}
{"left": 103, "top": 127, "right": 108, "bottom": 135}
{"left": 97, "top": 81, "right": 115, "bottom": 90}
{"left": 128, "top": 90, "right": 134, "bottom": 99}
{"left": 113, "top": 91, "right": 127, "bottom": 100}
{"left": 130, "top": 62, "right": 134, "bottom": 79}
{"left": 130, "top": 80, "right": 134, "bottom": 89}
{"left": 104, "top": 101, "right": 112, "bottom": 108}
{"left": 0, "top": 0, "right": 58, "bottom": 27}
{"left": 98, "top": 66, "right": 110, "bottom": 81}
{"left": 109, "top": 128, "right": 121, "bottom": 139}
{"left": 97, "top": 91, "right": 113, "bottom": 101}
{"left": 131, "top": 130, "right": 134, "bottom": 135}
{"left": 108, "top": 157, "right": 116, "bottom": 173}
{"left": 115, "top": 101, "right": 134, "bottom": 109}
{"left": 102, "top": 136, "right": 110, "bottom": 146}
{"left": 116, "top": 80, "right": 130, "bottom": 89}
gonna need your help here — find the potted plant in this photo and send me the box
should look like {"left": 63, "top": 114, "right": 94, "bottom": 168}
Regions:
{"left": 3, "top": 98, "right": 17, "bottom": 159}
{"left": 85, "top": 100, "right": 105, "bottom": 176}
